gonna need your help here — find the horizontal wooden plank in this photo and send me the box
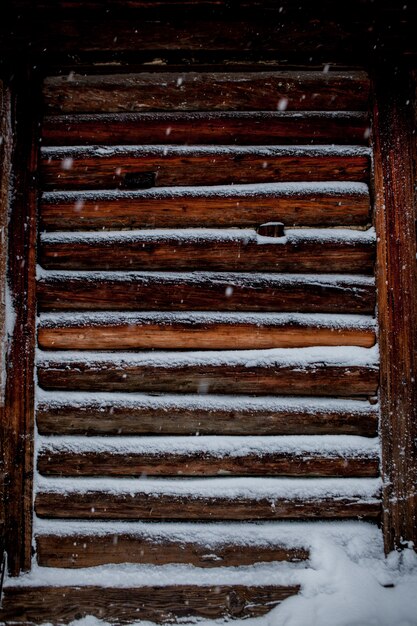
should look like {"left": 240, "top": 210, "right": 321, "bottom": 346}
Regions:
{"left": 43, "top": 71, "right": 370, "bottom": 114}
{"left": 37, "top": 351, "right": 379, "bottom": 395}
{"left": 37, "top": 273, "right": 376, "bottom": 313}
{"left": 1, "top": 584, "right": 298, "bottom": 623}
{"left": 37, "top": 312, "right": 376, "bottom": 350}
{"left": 37, "top": 448, "right": 379, "bottom": 477}
{"left": 34, "top": 491, "right": 381, "bottom": 520}
{"left": 36, "top": 395, "right": 379, "bottom": 437}
{"left": 35, "top": 533, "right": 309, "bottom": 568}
{"left": 41, "top": 145, "right": 371, "bottom": 190}
{"left": 40, "top": 182, "right": 371, "bottom": 231}
{"left": 39, "top": 229, "right": 375, "bottom": 274}
{"left": 41, "top": 111, "right": 370, "bottom": 145}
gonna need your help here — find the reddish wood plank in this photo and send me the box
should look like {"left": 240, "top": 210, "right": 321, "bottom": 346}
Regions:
{"left": 41, "top": 111, "right": 370, "bottom": 145}
{"left": 34, "top": 491, "right": 381, "bottom": 520}
{"left": 37, "top": 274, "right": 376, "bottom": 313}
{"left": 40, "top": 184, "right": 371, "bottom": 231}
{"left": 41, "top": 146, "right": 370, "bottom": 190}
{"left": 37, "top": 318, "right": 376, "bottom": 350}
{"left": 43, "top": 71, "right": 370, "bottom": 114}
{"left": 37, "top": 449, "right": 379, "bottom": 478}
{"left": 39, "top": 232, "right": 375, "bottom": 274}
{"left": 36, "top": 398, "right": 379, "bottom": 437}
{"left": 373, "top": 66, "right": 417, "bottom": 552}
{"left": 35, "top": 533, "right": 308, "bottom": 568}
{"left": 0, "top": 584, "right": 299, "bottom": 623}
{"left": 37, "top": 358, "right": 379, "bottom": 396}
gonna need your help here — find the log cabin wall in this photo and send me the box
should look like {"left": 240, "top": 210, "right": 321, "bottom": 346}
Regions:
{"left": 0, "top": 1, "right": 416, "bottom": 622}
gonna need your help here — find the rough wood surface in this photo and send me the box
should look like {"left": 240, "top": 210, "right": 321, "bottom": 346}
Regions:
{"left": 41, "top": 111, "right": 370, "bottom": 145}
{"left": 0, "top": 584, "right": 299, "bottom": 623}
{"left": 37, "top": 359, "right": 379, "bottom": 396}
{"left": 35, "top": 533, "right": 309, "bottom": 568}
{"left": 43, "top": 71, "right": 370, "bottom": 113}
{"left": 40, "top": 185, "right": 371, "bottom": 231}
{"left": 372, "top": 66, "right": 417, "bottom": 552}
{"left": 39, "top": 235, "right": 375, "bottom": 274}
{"left": 37, "top": 274, "right": 376, "bottom": 313}
{"left": 36, "top": 399, "right": 378, "bottom": 437}
{"left": 35, "top": 491, "right": 381, "bottom": 520}
{"left": 41, "top": 147, "right": 370, "bottom": 189}
{"left": 37, "top": 318, "right": 376, "bottom": 350}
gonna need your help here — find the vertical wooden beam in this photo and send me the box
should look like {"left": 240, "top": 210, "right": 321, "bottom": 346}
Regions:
{"left": 372, "top": 64, "right": 417, "bottom": 553}
{"left": 2, "top": 68, "right": 39, "bottom": 575}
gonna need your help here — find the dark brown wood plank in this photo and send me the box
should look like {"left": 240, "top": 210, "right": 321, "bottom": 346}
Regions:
{"left": 40, "top": 183, "right": 371, "bottom": 231}
{"left": 36, "top": 397, "right": 379, "bottom": 437}
{"left": 34, "top": 491, "right": 381, "bottom": 520}
{"left": 372, "top": 66, "right": 417, "bottom": 552}
{"left": 35, "top": 533, "right": 309, "bottom": 568}
{"left": 2, "top": 70, "right": 39, "bottom": 576}
{"left": 37, "top": 315, "right": 376, "bottom": 350}
{"left": 39, "top": 231, "right": 375, "bottom": 274}
{"left": 41, "top": 111, "right": 370, "bottom": 145}
{"left": 37, "top": 449, "right": 379, "bottom": 477}
{"left": 0, "top": 584, "right": 299, "bottom": 623}
{"left": 37, "top": 273, "right": 376, "bottom": 313}
{"left": 41, "top": 146, "right": 370, "bottom": 190}
{"left": 37, "top": 356, "right": 379, "bottom": 396}
{"left": 43, "top": 71, "right": 370, "bottom": 114}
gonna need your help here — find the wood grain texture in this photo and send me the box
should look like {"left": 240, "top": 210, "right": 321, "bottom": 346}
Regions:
{"left": 41, "top": 111, "right": 370, "bottom": 145}
{"left": 37, "top": 274, "right": 376, "bottom": 313}
{"left": 41, "top": 147, "right": 370, "bottom": 190}
{"left": 35, "top": 533, "right": 309, "bottom": 568}
{"left": 40, "top": 185, "right": 371, "bottom": 231}
{"left": 2, "top": 70, "right": 39, "bottom": 575}
{"left": 43, "top": 71, "right": 370, "bottom": 113}
{"left": 36, "top": 399, "right": 379, "bottom": 437}
{"left": 0, "top": 584, "right": 299, "bottom": 623}
{"left": 39, "top": 235, "right": 375, "bottom": 274}
{"left": 37, "top": 319, "right": 376, "bottom": 350}
{"left": 35, "top": 491, "right": 381, "bottom": 520}
{"left": 37, "top": 359, "right": 379, "bottom": 396}
{"left": 372, "top": 66, "right": 417, "bottom": 552}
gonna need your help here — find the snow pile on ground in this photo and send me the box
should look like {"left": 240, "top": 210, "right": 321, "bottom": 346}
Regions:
{"left": 37, "top": 524, "right": 417, "bottom": 626}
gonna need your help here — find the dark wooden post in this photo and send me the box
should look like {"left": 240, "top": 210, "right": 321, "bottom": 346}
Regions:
{"left": 372, "top": 64, "right": 417, "bottom": 553}
{"left": 2, "top": 68, "right": 39, "bottom": 575}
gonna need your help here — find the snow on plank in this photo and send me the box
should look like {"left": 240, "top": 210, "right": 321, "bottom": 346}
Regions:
{"left": 37, "top": 434, "right": 379, "bottom": 478}
{"left": 41, "top": 111, "right": 370, "bottom": 146}
{"left": 39, "top": 228, "right": 375, "bottom": 274}
{"left": 41, "top": 145, "right": 371, "bottom": 189}
{"left": 36, "top": 346, "right": 379, "bottom": 396}
{"left": 37, "top": 312, "right": 376, "bottom": 350}
{"left": 40, "top": 182, "right": 371, "bottom": 230}
{"left": 36, "top": 392, "right": 378, "bottom": 437}
{"left": 34, "top": 476, "right": 382, "bottom": 520}
{"left": 37, "top": 271, "right": 376, "bottom": 313}
{"left": 43, "top": 71, "right": 370, "bottom": 114}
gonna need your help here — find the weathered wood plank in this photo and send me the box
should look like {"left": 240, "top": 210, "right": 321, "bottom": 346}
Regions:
{"left": 41, "top": 111, "right": 370, "bottom": 145}
{"left": 37, "top": 449, "right": 379, "bottom": 478}
{"left": 34, "top": 491, "right": 381, "bottom": 520}
{"left": 0, "top": 584, "right": 299, "bottom": 623}
{"left": 35, "top": 533, "right": 309, "bottom": 568}
{"left": 39, "top": 230, "right": 375, "bottom": 274}
{"left": 41, "top": 146, "right": 370, "bottom": 190}
{"left": 373, "top": 66, "right": 417, "bottom": 552}
{"left": 36, "top": 396, "right": 379, "bottom": 437}
{"left": 37, "top": 273, "right": 376, "bottom": 313}
{"left": 37, "top": 313, "right": 376, "bottom": 350}
{"left": 43, "top": 71, "right": 370, "bottom": 114}
{"left": 37, "top": 354, "right": 379, "bottom": 396}
{"left": 40, "top": 182, "right": 371, "bottom": 231}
